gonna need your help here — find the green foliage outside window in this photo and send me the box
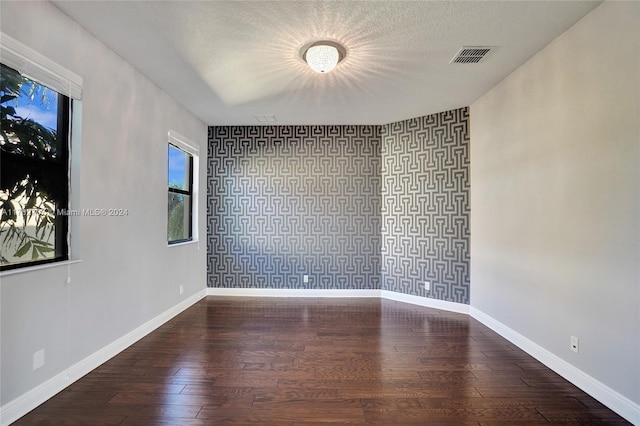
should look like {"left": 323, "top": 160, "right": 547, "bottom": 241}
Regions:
{"left": 168, "top": 192, "right": 186, "bottom": 241}
{"left": 167, "top": 143, "right": 192, "bottom": 244}
{"left": 0, "top": 64, "right": 68, "bottom": 267}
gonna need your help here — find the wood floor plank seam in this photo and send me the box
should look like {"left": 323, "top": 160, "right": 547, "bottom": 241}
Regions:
{"left": 12, "top": 297, "right": 630, "bottom": 425}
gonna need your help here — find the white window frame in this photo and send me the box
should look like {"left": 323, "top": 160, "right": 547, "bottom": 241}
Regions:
{"left": 0, "top": 32, "right": 83, "bottom": 276}
{"left": 167, "top": 130, "right": 199, "bottom": 246}
{"left": 0, "top": 33, "right": 82, "bottom": 99}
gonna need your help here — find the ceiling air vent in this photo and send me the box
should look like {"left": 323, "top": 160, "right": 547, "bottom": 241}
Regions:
{"left": 450, "top": 47, "right": 493, "bottom": 64}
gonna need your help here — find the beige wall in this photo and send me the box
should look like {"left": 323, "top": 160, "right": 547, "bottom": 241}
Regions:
{"left": 0, "top": 0, "right": 207, "bottom": 407}
{"left": 471, "top": 0, "right": 639, "bottom": 406}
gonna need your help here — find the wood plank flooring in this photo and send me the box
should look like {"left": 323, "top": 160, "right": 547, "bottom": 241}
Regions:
{"left": 15, "top": 297, "right": 630, "bottom": 425}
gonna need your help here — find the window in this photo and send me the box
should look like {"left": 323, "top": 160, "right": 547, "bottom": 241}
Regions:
{"left": 167, "top": 131, "right": 198, "bottom": 244}
{"left": 0, "top": 33, "right": 82, "bottom": 272}
{"left": 0, "top": 64, "right": 71, "bottom": 270}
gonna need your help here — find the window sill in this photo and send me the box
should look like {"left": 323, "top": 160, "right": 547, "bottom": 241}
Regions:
{"left": 0, "top": 259, "right": 83, "bottom": 278}
{"left": 167, "top": 239, "right": 200, "bottom": 248}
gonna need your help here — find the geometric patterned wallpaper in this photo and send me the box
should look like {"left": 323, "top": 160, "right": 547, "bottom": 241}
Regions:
{"left": 381, "top": 107, "right": 470, "bottom": 303}
{"left": 207, "top": 125, "right": 381, "bottom": 289}
{"left": 207, "top": 108, "right": 469, "bottom": 303}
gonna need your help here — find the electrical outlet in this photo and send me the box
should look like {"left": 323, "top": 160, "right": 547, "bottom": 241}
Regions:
{"left": 424, "top": 281, "right": 430, "bottom": 291}
{"left": 570, "top": 336, "right": 579, "bottom": 353}
{"left": 179, "top": 285, "right": 184, "bottom": 295}
{"left": 303, "top": 275, "right": 309, "bottom": 283}
{"left": 33, "top": 349, "right": 45, "bottom": 370}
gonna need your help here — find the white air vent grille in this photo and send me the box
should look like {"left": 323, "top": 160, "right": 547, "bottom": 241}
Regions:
{"left": 450, "top": 47, "right": 493, "bottom": 64}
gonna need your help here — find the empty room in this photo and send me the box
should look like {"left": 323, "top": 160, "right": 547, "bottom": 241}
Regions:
{"left": 0, "top": 1, "right": 638, "bottom": 425}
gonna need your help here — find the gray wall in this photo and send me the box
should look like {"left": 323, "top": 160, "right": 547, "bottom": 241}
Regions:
{"left": 0, "top": 1, "right": 207, "bottom": 406}
{"left": 207, "top": 109, "right": 470, "bottom": 304}
{"left": 207, "top": 126, "right": 382, "bottom": 289}
{"left": 471, "top": 1, "right": 639, "bottom": 406}
{"left": 381, "top": 108, "right": 469, "bottom": 303}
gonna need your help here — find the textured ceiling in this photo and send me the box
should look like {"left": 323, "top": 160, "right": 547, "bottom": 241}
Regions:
{"left": 53, "top": 1, "right": 601, "bottom": 125}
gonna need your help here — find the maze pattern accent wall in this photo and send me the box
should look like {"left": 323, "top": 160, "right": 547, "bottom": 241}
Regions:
{"left": 381, "top": 107, "right": 470, "bottom": 303}
{"left": 207, "top": 126, "right": 381, "bottom": 289}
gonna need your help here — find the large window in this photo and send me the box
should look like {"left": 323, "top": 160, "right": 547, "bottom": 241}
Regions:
{"left": 168, "top": 133, "right": 197, "bottom": 244}
{"left": 0, "top": 64, "right": 71, "bottom": 270}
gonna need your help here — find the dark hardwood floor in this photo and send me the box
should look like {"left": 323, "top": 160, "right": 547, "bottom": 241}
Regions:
{"left": 15, "top": 297, "right": 629, "bottom": 425}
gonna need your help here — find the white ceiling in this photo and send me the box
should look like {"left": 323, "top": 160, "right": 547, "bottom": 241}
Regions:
{"left": 53, "top": 1, "right": 601, "bottom": 126}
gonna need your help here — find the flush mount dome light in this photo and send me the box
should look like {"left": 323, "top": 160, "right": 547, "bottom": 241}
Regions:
{"left": 302, "top": 41, "right": 346, "bottom": 73}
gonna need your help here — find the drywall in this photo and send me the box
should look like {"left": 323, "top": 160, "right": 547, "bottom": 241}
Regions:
{"left": 381, "top": 108, "right": 470, "bottom": 303}
{"left": 471, "top": 0, "right": 639, "bottom": 409}
{"left": 0, "top": 0, "right": 207, "bottom": 411}
{"left": 207, "top": 126, "right": 382, "bottom": 289}
{"left": 207, "top": 111, "right": 471, "bottom": 301}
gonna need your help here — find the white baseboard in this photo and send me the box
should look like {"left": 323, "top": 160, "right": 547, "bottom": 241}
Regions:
{"left": 380, "top": 290, "right": 469, "bottom": 314}
{"left": 207, "top": 288, "right": 637, "bottom": 423}
{"left": 207, "top": 287, "right": 469, "bottom": 314}
{"left": 470, "top": 307, "right": 640, "bottom": 425}
{"left": 3, "top": 288, "right": 636, "bottom": 426}
{"left": 206, "top": 287, "right": 381, "bottom": 298}
{"left": 0, "top": 289, "right": 207, "bottom": 426}
{"left": 206, "top": 287, "right": 469, "bottom": 315}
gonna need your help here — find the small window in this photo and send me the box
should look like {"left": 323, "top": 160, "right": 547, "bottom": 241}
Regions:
{"left": 0, "top": 63, "right": 70, "bottom": 270}
{"left": 168, "top": 143, "right": 193, "bottom": 244}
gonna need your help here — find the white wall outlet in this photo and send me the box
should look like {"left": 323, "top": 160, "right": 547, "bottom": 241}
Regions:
{"left": 179, "top": 285, "right": 184, "bottom": 295}
{"left": 570, "top": 336, "right": 579, "bottom": 353}
{"left": 424, "top": 281, "right": 430, "bottom": 291}
{"left": 33, "top": 349, "right": 45, "bottom": 370}
{"left": 303, "top": 275, "right": 309, "bottom": 283}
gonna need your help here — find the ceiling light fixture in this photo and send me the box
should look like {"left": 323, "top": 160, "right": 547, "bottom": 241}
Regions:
{"left": 302, "top": 41, "right": 346, "bottom": 73}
